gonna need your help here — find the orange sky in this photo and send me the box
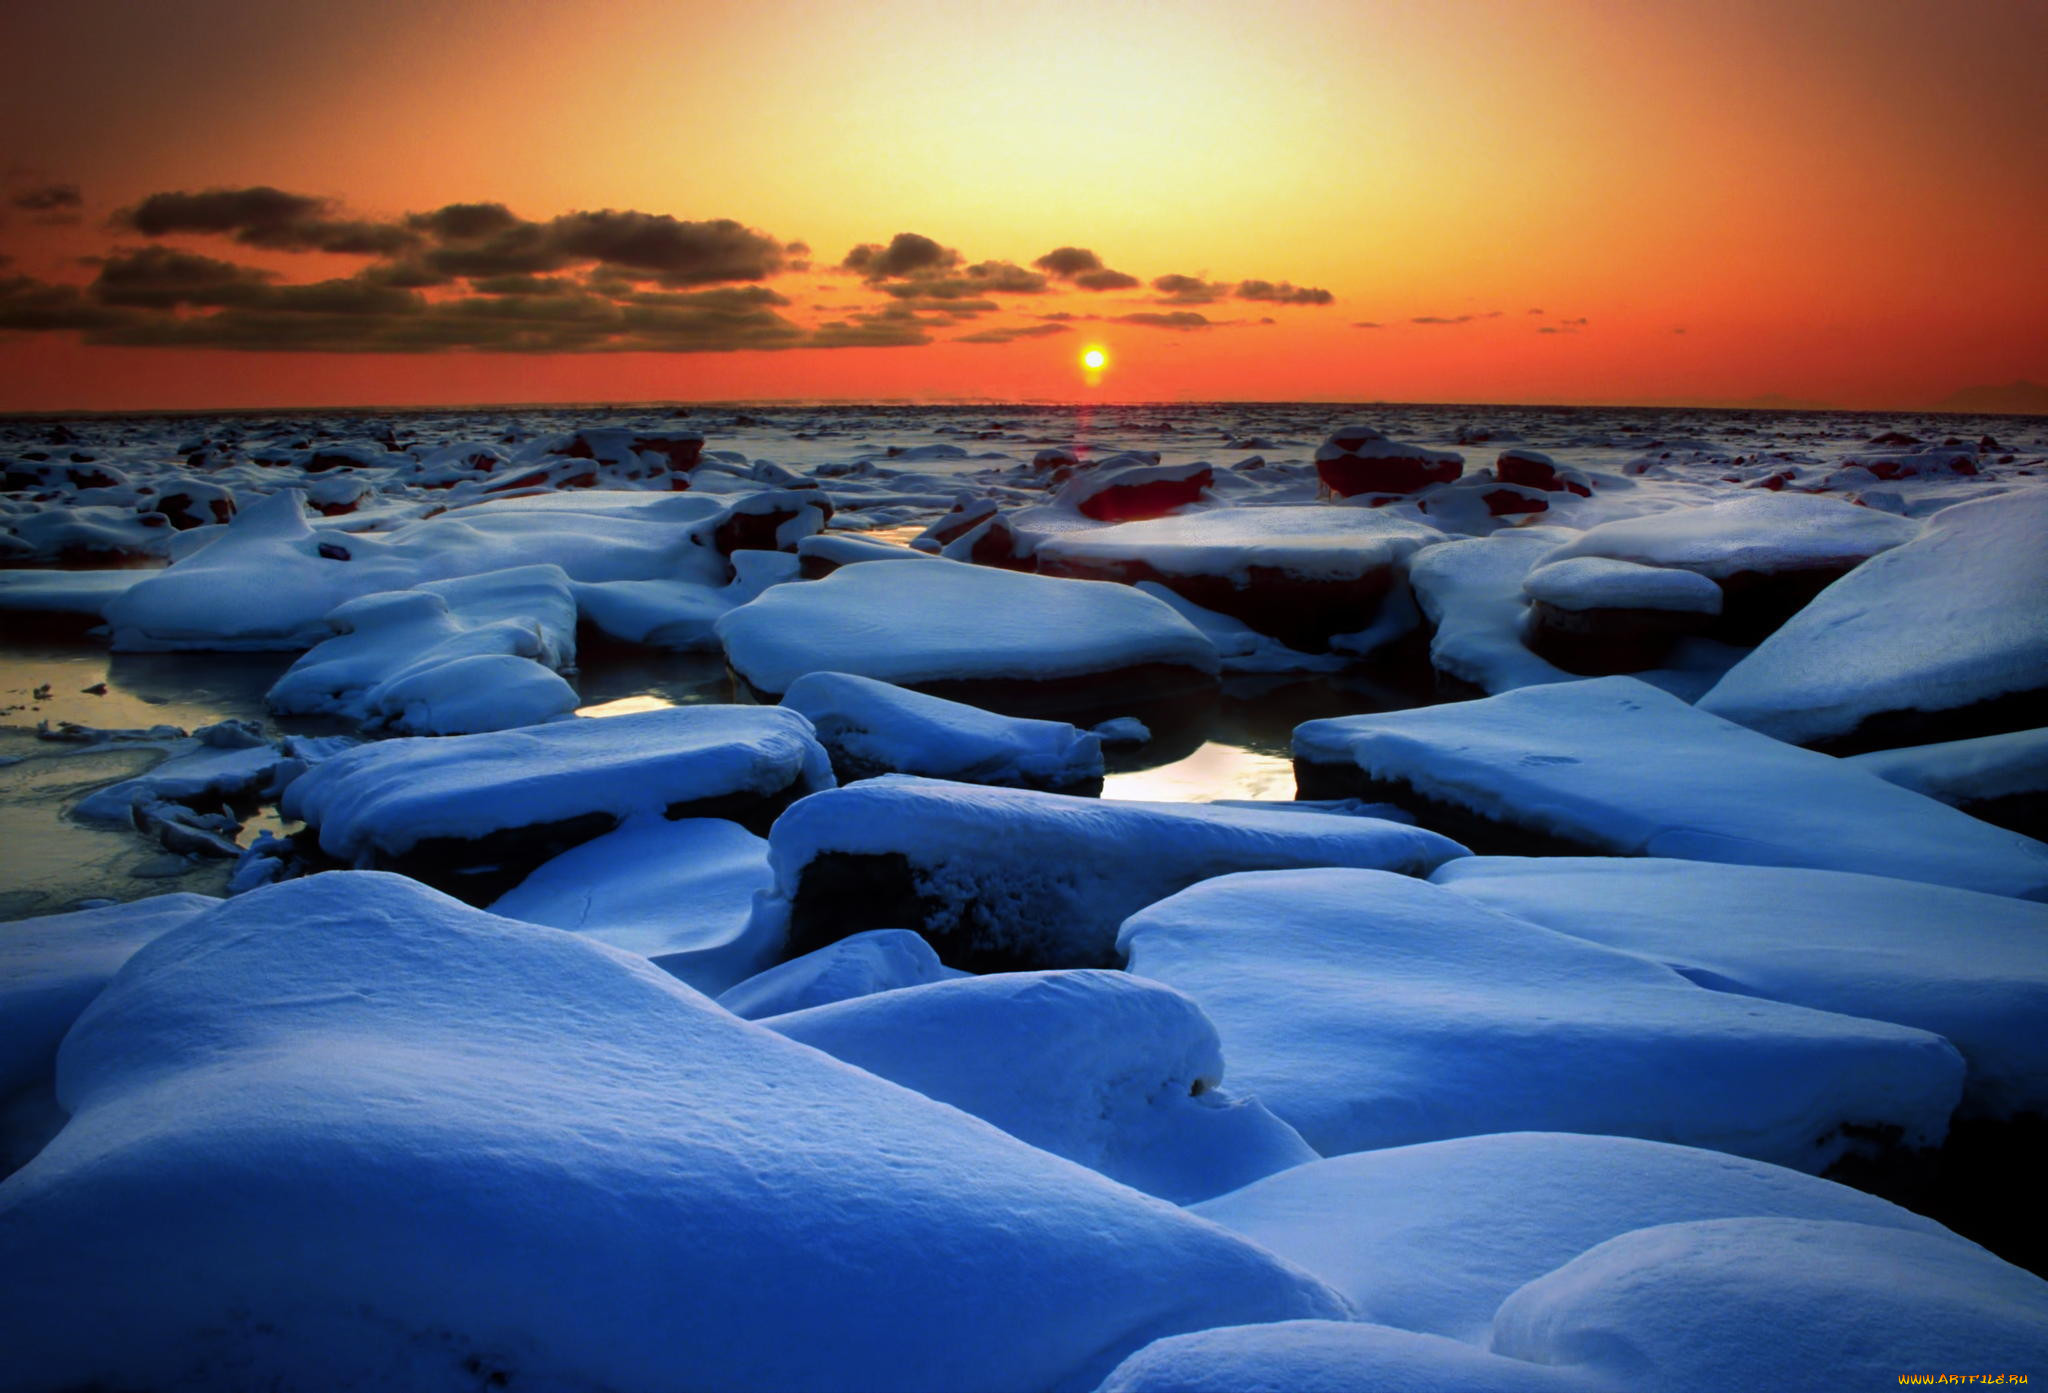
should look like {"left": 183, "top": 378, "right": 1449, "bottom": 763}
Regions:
{"left": 2, "top": 0, "right": 2042, "bottom": 411}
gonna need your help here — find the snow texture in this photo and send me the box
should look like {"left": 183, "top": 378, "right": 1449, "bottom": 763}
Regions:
{"left": 1094, "top": 1320, "right": 1602, "bottom": 1393}
{"left": 1545, "top": 491, "right": 1918, "bottom": 579}
{"left": 781, "top": 671, "right": 1104, "bottom": 790}
{"left": 1700, "top": 491, "right": 2048, "bottom": 746}
{"left": 760, "top": 776, "right": 1469, "bottom": 967}
{"left": 1491, "top": 1219, "right": 2048, "bottom": 1390}
{"left": 1117, "top": 868, "right": 1964, "bottom": 1168}
{"left": 1034, "top": 505, "right": 1442, "bottom": 584}
{"left": 1433, "top": 857, "right": 2048, "bottom": 1119}
{"left": 1846, "top": 726, "right": 2048, "bottom": 805}
{"left": 488, "top": 815, "right": 777, "bottom": 996}
{"left": 282, "top": 705, "right": 833, "bottom": 863}
{"left": 766, "top": 969, "right": 1316, "bottom": 1203}
{"left": 1293, "top": 676, "right": 2048, "bottom": 900}
{"left": 0, "top": 873, "right": 1348, "bottom": 1393}
{"left": 1406, "top": 529, "right": 1575, "bottom": 693}
{"left": 1523, "top": 555, "right": 1724, "bottom": 613}
{"left": 716, "top": 558, "right": 1220, "bottom": 697}
{"left": 716, "top": 928, "right": 966, "bottom": 1020}
{"left": 1190, "top": 1132, "right": 1956, "bottom": 1344}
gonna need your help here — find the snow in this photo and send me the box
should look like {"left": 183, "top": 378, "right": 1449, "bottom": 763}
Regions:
{"left": 1544, "top": 491, "right": 1919, "bottom": 579}
{"left": 1491, "top": 1219, "right": 2048, "bottom": 1390}
{"left": 1405, "top": 529, "right": 1575, "bottom": 692}
{"left": 488, "top": 815, "right": 777, "bottom": 995}
{"left": 0, "top": 873, "right": 1346, "bottom": 1393}
{"left": 1116, "top": 868, "right": 1965, "bottom": 1168}
{"left": 1433, "top": 857, "right": 2048, "bottom": 1119}
{"left": 781, "top": 671, "right": 1104, "bottom": 790}
{"left": 282, "top": 705, "right": 833, "bottom": 864}
{"left": 765, "top": 969, "right": 1316, "bottom": 1203}
{"left": 1523, "top": 555, "right": 1724, "bottom": 613}
{"left": 267, "top": 564, "right": 580, "bottom": 734}
{"left": 1699, "top": 491, "right": 2048, "bottom": 747}
{"left": 1293, "top": 676, "right": 2048, "bottom": 900}
{"left": 716, "top": 928, "right": 966, "bottom": 1020}
{"left": 572, "top": 549, "right": 800, "bottom": 651}
{"left": 1130, "top": 582, "right": 1355, "bottom": 673}
{"left": 1847, "top": 726, "right": 2048, "bottom": 806}
{"left": 716, "top": 558, "right": 1220, "bottom": 698}
{"left": 1190, "top": 1132, "right": 1956, "bottom": 1344}
{"left": 0, "top": 893, "right": 220, "bottom": 1100}
{"left": 759, "top": 775, "right": 1469, "bottom": 968}
{"left": 1035, "top": 505, "right": 1442, "bottom": 584}
{"left": 0, "top": 568, "right": 142, "bottom": 622}
{"left": 1096, "top": 1320, "right": 1601, "bottom": 1393}
{"left": 70, "top": 724, "right": 304, "bottom": 824}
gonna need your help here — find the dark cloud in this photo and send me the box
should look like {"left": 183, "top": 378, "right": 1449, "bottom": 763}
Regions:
{"left": 470, "top": 274, "right": 579, "bottom": 296}
{"left": 953, "top": 322, "right": 1073, "bottom": 345}
{"left": 808, "top": 315, "right": 933, "bottom": 348}
{"left": 406, "top": 202, "right": 522, "bottom": 241}
{"left": 843, "top": 232, "right": 960, "bottom": 279}
{"left": 0, "top": 275, "right": 137, "bottom": 332}
{"left": 10, "top": 182, "right": 83, "bottom": 224}
{"left": 361, "top": 259, "right": 456, "bottom": 289}
{"left": 1411, "top": 311, "right": 1502, "bottom": 325}
{"left": 1352, "top": 321, "right": 1383, "bottom": 329}
{"left": 1538, "top": 316, "right": 1589, "bottom": 335}
{"left": 424, "top": 221, "right": 567, "bottom": 278}
{"left": 89, "top": 246, "right": 276, "bottom": 308}
{"left": 1236, "top": 279, "right": 1334, "bottom": 305}
{"left": 622, "top": 285, "right": 792, "bottom": 310}
{"left": 1033, "top": 247, "right": 1138, "bottom": 292}
{"left": 120, "top": 186, "right": 422, "bottom": 256}
{"left": 548, "top": 211, "right": 787, "bottom": 286}
{"left": 1151, "top": 274, "right": 1225, "bottom": 304}
{"left": 1114, "top": 311, "right": 1211, "bottom": 330}
{"left": 877, "top": 260, "right": 1048, "bottom": 299}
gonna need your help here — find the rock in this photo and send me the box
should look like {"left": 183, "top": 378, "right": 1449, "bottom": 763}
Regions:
{"left": 1314, "top": 424, "right": 1463, "bottom": 498}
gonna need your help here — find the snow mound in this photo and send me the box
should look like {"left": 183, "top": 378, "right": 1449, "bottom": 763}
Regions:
{"left": 489, "top": 815, "right": 777, "bottom": 996}
{"left": 267, "top": 564, "right": 579, "bottom": 735}
{"left": 572, "top": 549, "right": 800, "bottom": 651}
{"left": 716, "top": 928, "right": 966, "bottom": 1020}
{"left": 1117, "top": 868, "right": 1964, "bottom": 1168}
{"left": 1037, "top": 505, "right": 1441, "bottom": 585}
{"left": 1523, "top": 555, "right": 1724, "bottom": 613}
{"left": 1546, "top": 492, "right": 1918, "bottom": 580}
{"left": 766, "top": 969, "right": 1315, "bottom": 1203}
{"left": 0, "top": 873, "right": 1345, "bottom": 1392}
{"left": 0, "top": 893, "right": 220, "bottom": 1100}
{"left": 1491, "top": 1219, "right": 2048, "bottom": 1390}
{"left": 1847, "top": 726, "right": 2048, "bottom": 807}
{"left": 781, "top": 671, "right": 1104, "bottom": 792}
{"left": 1096, "top": 1320, "right": 1600, "bottom": 1393}
{"left": 1699, "top": 491, "right": 2048, "bottom": 750}
{"left": 1406, "top": 529, "right": 1574, "bottom": 693}
{"left": 281, "top": 706, "right": 833, "bottom": 893}
{"left": 1433, "top": 857, "right": 2048, "bottom": 1119}
{"left": 1293, "top": 676, "right": 2048, "bottom": 900}
{"left": 717, "top": 558, "right": 1220, "bottom": 701}
{"left": 762, "top": 776, "right": 1469, "bottom": 969}
{"left": 1191, "top": 1132, "right": 1954, "bottom": 1344}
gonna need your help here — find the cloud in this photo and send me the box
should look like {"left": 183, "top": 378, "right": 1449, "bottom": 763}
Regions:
{"left": 10, "top": 182, "right": 83, "bottom": 224}
{"left": 0, "top": 275, "right": 137, "bottom": 332}
{"left": 120, "top": 186, "right": 421, "bottom": 256}
{"left": 952, "top": 322, "right": 1073, "bottom": 344}
{"left": 875, "top": 260, "right": 1048, "bottom": 299}
{"left": 89, "top": 246, "right": 277, "bottom": 308}
{"left": 1352, "top": 321, "right": 1383, "bottom": 329}
{"left": 406, "top": 202, "right": 523, "bottom": 241}
{"left": 548, "top": 210, "right": 788, "bottom": 286}
{"left": 1150, "top": 273, "right": 1226, "bottom": 304}
{"left": 843, "top": 232, "right": 960, "bottom": 279}
{"left": 1537, "top": 315, "right": 1589, "bottom": 335}
{"left": 469, "top": 273, "right": 582, "bottom": 297}
{"left": 1113, "top": 311, "right": 1211, "bottom": 330}
{"left": 1236, "top": 279, "right": 1333, "bottom": 305}
{"left": 1031, "top": 246, "right": 1139, "bottom": 292}
{"left": 1411, "top": 311, "right": 1502, "bottom": 325}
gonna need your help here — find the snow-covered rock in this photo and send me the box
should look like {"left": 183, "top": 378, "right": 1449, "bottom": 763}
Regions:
{"left": 488, "top": 815, "right": 777, "bottom": 995}
{"left": 1035, "top": 505, "right": 1443, "bottom": 651}
{"left": 1190, "top": 1132, "right": 1958, "bottom": 1344}
{"left": 781, "top": 671, "right": 1104, "bottom": 792}
{"left": 572, "top": 549, "right": 800, "bottom": 651}
{"left": 1845, "top": 726, "right": 2048, "bottom": 840}
{"left": 1432, "top": 857, "right": 2048, "bottom": 1120}
{"left": 1053, "top": 459, "right": 1212, "bottom": 521}
{"left": 281, "top": 705, "right": 833, "bottom": 902}
{"left": 717, "top": 559, "right": 1220, "bottom": 710}
{"left": 268, "top": 564, "right": 579, "bottom": 734}
{"left": 1117, "top": 868, "right": 1964, "bottom": 1168}
{"left": 1491, "top": 1219, "right": 2048, "bottom": 1390}
{"left": 1096, "top": 1320, "right": 1602, "bottom": 1393}
{"left": 0, "top": 873, "right": 1345, "bottom": 1392}
{"left": 760, "top": 776, "right": 1469, "bottom": 969}
{"left": 1314, "top": 424, "right": 1463, "bottom": 497}
{"left": 1523, "top": 555, "right": 1725, "bottom": 674}
{"left": 1405, "top": 528, "right": 1574, "bottom": 693}
{"left": 716, "top": 928, "right": 965, "bottom": 1020}
{"left": 765, "top": 969, "right": 1316, "bottom": 1203}
{"left": 1699, "top": 491, "right": 2048, "bottom": 751}
{"left": 1293, "top": 676, "right": 2048, "bottom": 900}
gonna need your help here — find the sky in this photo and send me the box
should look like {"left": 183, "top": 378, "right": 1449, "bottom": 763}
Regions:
{"left": 1, "top": 0, "right": 2042, "bottom": 411}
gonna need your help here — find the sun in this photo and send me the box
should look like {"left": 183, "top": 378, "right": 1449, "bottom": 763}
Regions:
{"left": 1081, "top": 346, "right": 1108, "bottom": 371}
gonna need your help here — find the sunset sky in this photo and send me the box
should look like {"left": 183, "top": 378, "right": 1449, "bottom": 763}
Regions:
{"left": 2, "top": 0, "right": 2042, "bottom": 411}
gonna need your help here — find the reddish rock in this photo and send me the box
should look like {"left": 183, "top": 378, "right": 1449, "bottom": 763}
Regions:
{"left": 1059, "top": 461, "right": 1213, "bottom": 522}
{"left": 1315, "top": 425, "right": 1462, "bottom": 497}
